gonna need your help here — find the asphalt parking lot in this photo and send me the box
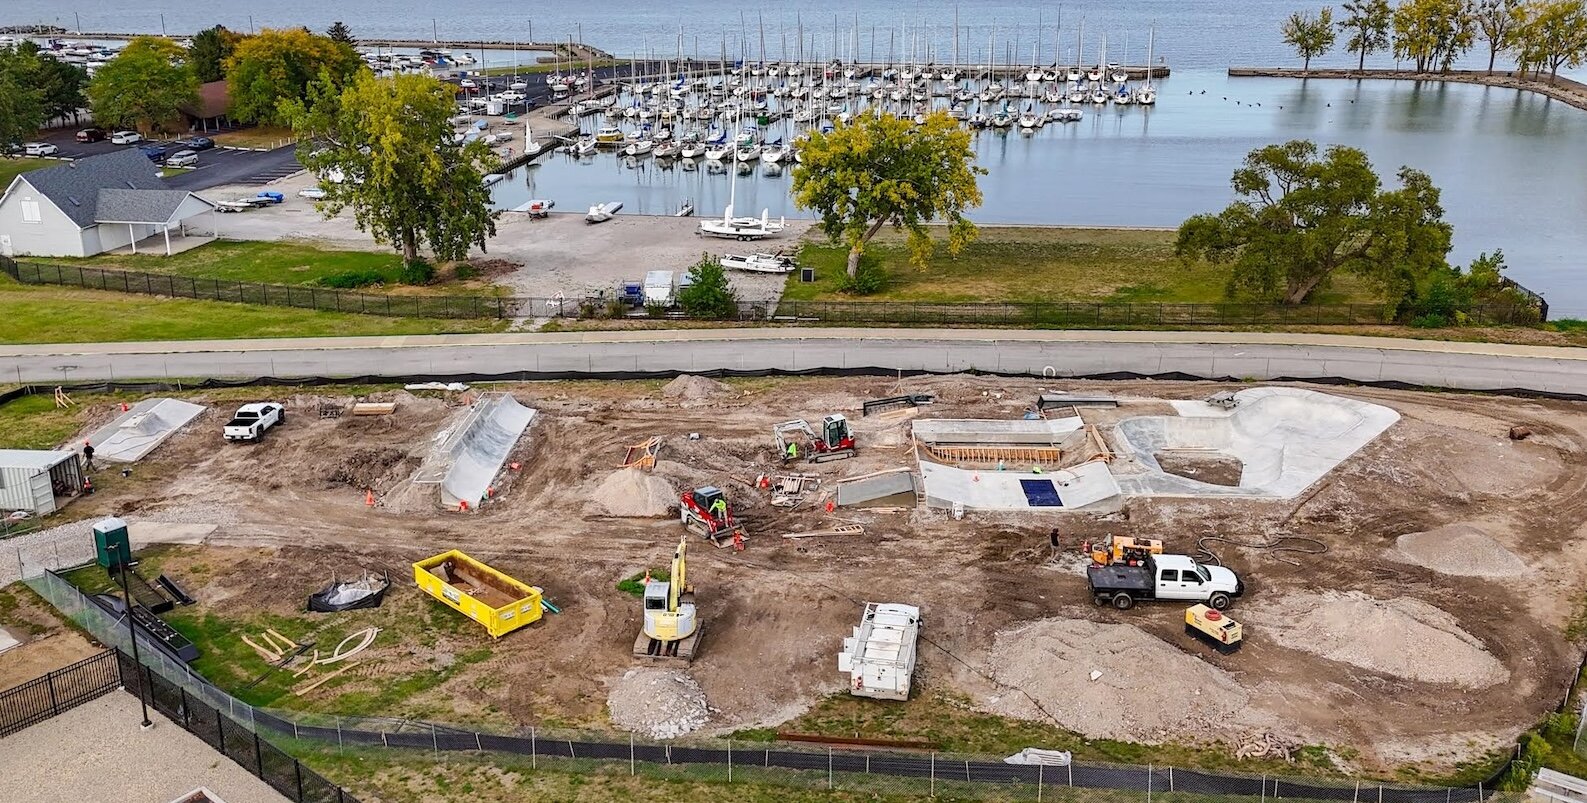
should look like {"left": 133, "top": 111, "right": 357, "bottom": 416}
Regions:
{"left": 30, "top": 128, "right": 302, "bottom": 191}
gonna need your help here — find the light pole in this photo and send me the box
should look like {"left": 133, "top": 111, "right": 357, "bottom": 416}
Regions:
{"left": 116, "top": 558, "right": 153, "bottom": 729}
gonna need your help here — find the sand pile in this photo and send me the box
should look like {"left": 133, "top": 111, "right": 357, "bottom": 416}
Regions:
{"left": 982, "top": 618, "right": 1253, "bottom": 742}
{"left": 587, "top": 469, "right": 676, "bottom": 517}
{"left": 1247, "top": 591, "right": 1508, "bottom": 687}
{"left": 607, "top": 668, "right": 712, "bottom": 740}
{"left": 661, "top": 375, "right": 730, "bottom": 401}
{"left": 1393, "top": 523, "right": 1528, "bottom": 577}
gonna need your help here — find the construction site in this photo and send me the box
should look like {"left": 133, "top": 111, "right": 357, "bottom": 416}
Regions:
{"left": 8, "top": 372, "right": 1587, "bottom": 782}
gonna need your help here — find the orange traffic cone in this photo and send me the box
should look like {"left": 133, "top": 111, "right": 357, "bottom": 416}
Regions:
{"left": 486, "top": 486, "right": 496, "bottom": 499}
{"left": 365, "top": 489, "right": 375, "bottom": 507}
{"left": 458, "top": 500, "right": 470, "bottom": 512}
{"left": 732, "top": 531, "right": 745, "bottom": 552}
{"left": 824, "top": 499, "right": 836, "bottom": 513}
{"left": 120, "top": 402, "right": 129, "bottom": 412}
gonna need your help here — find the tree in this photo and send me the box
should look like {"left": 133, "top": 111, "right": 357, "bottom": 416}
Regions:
{"left": 1283, "top": 7, "right": 1339, "bottom": 70}
{"left": 1473, "top": 0, "right": 1523, "bottom": 70}
{"left": 678, "top": 254, "right": 740, "bottom": 319}
{"left": 226, "top": 28, "right": 364, "bottom": 125}
{"left": 1175, "top": 140, "right": 1453, "bottom": 306}
{"left": 283, "top": 72, "right": 500, "bottom": 264}
{"left": 326, "top": 21, "right": 356, "bottom": 47}
{"left": 0, "top": 49, "right": 46, "bottom": 150}
{"left": 1393, "top": 0, "right": 1479, "bottom": 71}
{"left": 792, "top": 111, "right": 984, "bottom": 279}
{"left": 189, "top": 25, "right": 242, "bottom": 83}
{"left": 85, "top": 36, "right": 199, "bottom": 135}
{"left": 1512, "top": 0, "right": 1587, "bottom": 80}
{"left": 1340, "top": 0, "right": 1394, "bottom": 69}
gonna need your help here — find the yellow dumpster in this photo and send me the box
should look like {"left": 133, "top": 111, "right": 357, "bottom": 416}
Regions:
{"left": 413, "top": 550, "right": 543, "bottom": 638}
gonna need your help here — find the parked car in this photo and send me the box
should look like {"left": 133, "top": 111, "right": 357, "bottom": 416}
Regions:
{"left": 110, "top": 130, "right": 143, "bottom": 145}
{"left": 179, "top": 136, "right": 215, "bottom": 151}
{"left": 164, "top": 149, "right": 199, "bottom": 167}
{"left": 223, "top": 403, "right": 285, "bottom": 441}
{"left": 76, "top": 127, "right": 107, "bottom": 143}
{"left": 139, "top": 144, "right": 167, "bottom": 163}
{"left": 459, "top": 78, "right": 477, "bottom": 90}
{"left": 23, "top": 142, "right": 58, "bottom": 156}
{"left": 298, "top": 186, "right": 326, "bottom": 200}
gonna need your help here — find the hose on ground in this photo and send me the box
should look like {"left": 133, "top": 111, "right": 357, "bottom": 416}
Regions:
{"left": 1196, "top": 535, "right": 1328, "bottom": 567}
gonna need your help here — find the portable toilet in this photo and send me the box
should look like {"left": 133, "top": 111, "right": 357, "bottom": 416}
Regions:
{"left": 93, "top": 517, "right": 131, "bottom": 571}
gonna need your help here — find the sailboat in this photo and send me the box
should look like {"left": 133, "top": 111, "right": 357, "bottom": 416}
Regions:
{"left": 699, "top": 161, "right": 787, "bottom": 240}
{"left": 1138, "top": 26, "right": 1158, "bottom": 106}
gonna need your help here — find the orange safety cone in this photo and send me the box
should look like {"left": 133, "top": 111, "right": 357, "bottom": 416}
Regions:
{"left": 732, "top": 530, "right": 745, "bottom": 552}
{"left": 486, "top": 486, "right": 496, "bottom": 499}
{"left": 824, "top": 499, "right": 836, "bottom": 513}
{"left": 458, "top": 500, "right": 470, "bottom": 512}
{"left": 120, "top": 402, "right": 129, "bottom": 412}
{"left": 365, "top": 489, "right": 375, "bottom": 507}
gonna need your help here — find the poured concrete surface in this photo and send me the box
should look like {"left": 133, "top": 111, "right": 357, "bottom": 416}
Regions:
{"left": 86, "top": 398, "right": 206, "bottom": 463}
{"left": 413, "top": 393, "right": 537, "bottom": 509}
{"left": 921, "top": 460, "right": 1121, "bottom": 511}
{"left": 1112, "top": 387, "right": 1399, "bottom": 498}
{"left": 835, "top": 469, "right": 920, "bottom": 507}
{"left": 913, "top": 417, "right": 1083, "bottom": 445}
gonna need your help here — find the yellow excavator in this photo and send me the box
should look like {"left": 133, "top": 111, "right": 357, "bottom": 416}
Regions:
{"left": 633, "top": 538, "right": 702, "bottom": 661}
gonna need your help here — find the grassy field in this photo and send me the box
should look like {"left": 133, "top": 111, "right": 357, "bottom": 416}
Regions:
{"left": 783, "top": 227, "right": 1378, "bottom": 305}
{"left": 0, "top": 277, "right": 505, "bottom": 344}
{"left": 211, "top": 126, "right": 296, "bottom": 150}
{"left": 0, "top": 157, "right": 58, "bottom": 189}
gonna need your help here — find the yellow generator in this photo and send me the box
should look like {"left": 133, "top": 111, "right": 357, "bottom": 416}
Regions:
{"left": 413, "top": 550, "right": 543, "bottom": 638}
{"left": 1185, "top": 604, "right": 1243, "bottom": 654}
{"left": 1088, "top": 535, "right": 1163, "bottom": 566}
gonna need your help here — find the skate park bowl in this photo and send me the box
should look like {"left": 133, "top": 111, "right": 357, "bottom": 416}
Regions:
{"left": 412, "top": 393, "right": 537, "bottom": 509}
{"left": 1112, "top": 387, "right": 1399, "bottom": 498}
{"left": 919, "top": 459, "right": 1122, "bottom": 511}
{"left": 86, "top": 398, "right": 206, "bottom": 463}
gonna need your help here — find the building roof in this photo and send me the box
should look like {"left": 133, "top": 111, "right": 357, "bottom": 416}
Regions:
{"left": 94, "top": 188, "right": 208, "bottom": 224}
{"left": 0, "top": 449, "right": 76, "bottom": 471}
{"left": 15, "top": 149, "right": 166, "bottom": 229}
{"left": 184, "top": 80, "right": 232, "bottom": 120}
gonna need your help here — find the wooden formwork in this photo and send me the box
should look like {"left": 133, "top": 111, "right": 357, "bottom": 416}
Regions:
{"left": 919, "top": 442, "right": 1065, "bottom": 466}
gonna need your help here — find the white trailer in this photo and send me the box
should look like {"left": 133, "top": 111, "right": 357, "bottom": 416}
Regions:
{"left": 837, "top": 602, "right": 921, "bottom": 701}
{"left": 642, "top": 270, "right": 676, "bottom": 307}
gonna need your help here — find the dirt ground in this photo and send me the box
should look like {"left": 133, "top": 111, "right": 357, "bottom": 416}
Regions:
{"left": 54, "top": 375, "right": 1587, "bottom": 775}
{"left": 0, "top": 587, "right": 101, "bottom": 691}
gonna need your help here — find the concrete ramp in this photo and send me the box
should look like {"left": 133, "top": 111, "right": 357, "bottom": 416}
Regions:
{"left": 86, "top": 398, "right": 205, "bottom": 463}
{"left": 413, "top": 393, "right": 536, "bottom": 509}
{"left": 920, "top": 460, "right": 1121, "bottom": 511}
{"left": 835, "top": 469, "right": 920, "bottom": 507}
{"left": 1113, "top": 387, "right": 1398, "bottom": 498}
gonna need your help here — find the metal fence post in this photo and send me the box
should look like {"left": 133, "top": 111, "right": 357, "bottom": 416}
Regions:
{"left": 294, "top": 761, "right": 303, "bottom": 801}
{"left": 1261, "top": 774, "right": 1266, "bottom": 803}
{"left": 1067, "top": 760, "right": 1072, "bottom": 787}
{"left": 216, "top": 708, "right": 225, "bottom": 753}
{"left": 930, "top": 752, "right": 935, "bottom": 797}
{"left": 1353, "top": 779, "right": 1360, "bottom": 802}
{"left": 46, "top": 667, "right": 59, "bottom": 716}
{"left": 1148, "top": 763, "right": 1153, "bottom": 803}
{"left": 828, "top": 747, "right": 833, "bottom": 790}
{"left": 432, "top": 722, "right": 438, "bottom": 754}
{"left": 727, "top": 738, "right": 732, "bottom": 783}
{"left": 629, "top": 734, "right": 634, "bottom": 776}
{"left": 531, "top": 726, "right": 536, "bottom": 770}
{"left": 1037, "top": 764, "right": 1043, "bottom": 802}
{"left": 253, "top": 732, "right": 264, "bottom": 777}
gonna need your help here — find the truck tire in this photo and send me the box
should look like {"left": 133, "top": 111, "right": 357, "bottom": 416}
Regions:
{"left": 1208, "top": 592, "right": 1232, "bottom": 611}
{"left": 1111, "top": 592, "right": 1135, "bottom": 611}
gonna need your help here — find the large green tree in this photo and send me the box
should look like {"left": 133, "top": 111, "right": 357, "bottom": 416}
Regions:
{"left": 85, "top": 36, "right": 199, "bottom": 134}
{"left": 1176, "top": 140, "right": 1453, "bottom": 306}
{"left": 226, "top": 27, "right": 364, "bottom": 125}
{"left": 1473, "top": 0, "right": 1524, "bottom": 70}
{"left": 326, "top": 21, "right": 357, "bottom": 47}
{"left": 189, "top": 24, "right": 243, "bottom": 83}
{"left": 1392, "top": 0, "right": 1479, "bottom": 71}
{"left": 1340, "top": 0, "right": 1394, "bottom": 69}
{"left": 791, "top": 111, "right": 984, "bottom": 279}
{"left": 283, "top": 72, "right": 500, "bottom": 263}
{"left": 0, "top": 47, "right": 46, "bottom": 149}
{"left": 1512, "top": 0, "right": 1587, "bottom": 80}
{"left": 1283, "top": 7, "right": 1339, "bottom": 70}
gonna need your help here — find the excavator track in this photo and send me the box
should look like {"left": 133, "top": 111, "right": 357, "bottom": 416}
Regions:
{"left": 632, "top": 622, "right": 704, "bottom": 663}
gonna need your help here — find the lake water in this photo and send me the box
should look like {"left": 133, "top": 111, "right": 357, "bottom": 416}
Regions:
{"left": 8, "top": 1, "right": 1585, "bottom": 313}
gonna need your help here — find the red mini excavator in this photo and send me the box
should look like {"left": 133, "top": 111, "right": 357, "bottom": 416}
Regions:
{"left": 680, "top": 486, "right": 746, "bottom": 548}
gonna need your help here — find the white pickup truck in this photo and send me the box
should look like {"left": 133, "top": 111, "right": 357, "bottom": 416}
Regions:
{"left": 1087, "top": 554, "right": 1244, "bottom": 611}
{"left": 223, "top": 403, "right": 285, "bottom": 442}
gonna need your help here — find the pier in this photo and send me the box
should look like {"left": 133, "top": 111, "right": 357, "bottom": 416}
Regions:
{"left": 1229, "top": 67, "right": 1587, "bottom": 113}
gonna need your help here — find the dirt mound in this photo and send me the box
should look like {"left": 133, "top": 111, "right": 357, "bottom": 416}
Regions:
{"left": 661, "top": 375, "right": 730, "bottom": 401}
{"left": 1247, "top": 592, "right": 1508, "bottom": 687}
{"left": 323, "top": 447, "right": 421, "bottom": 490}
{"left": 982, "top": 618, "right": 1255, "bottom": 743}
{"left": 606, "top": 668, "right": 711, "bottom": 740}
{"left": 1394, "top": 523, "right": 1529, "bottom": 577}
{"left": 587, "top": 469, "right": 676, "bottom": 517}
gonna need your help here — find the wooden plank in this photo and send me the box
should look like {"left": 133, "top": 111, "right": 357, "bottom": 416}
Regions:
{"left": 780, "top": 525, "right": 865, "bottom": 539}
{"left": 351, "top": 402, "right": 397, "bottom": 416}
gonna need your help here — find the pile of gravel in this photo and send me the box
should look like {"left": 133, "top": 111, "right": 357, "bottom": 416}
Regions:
{"left": 983, "top": 618, "right": 1254, "bottom": 743}
{"left": 606, "top": 668, "right": 712, "bottom": 740}
{"left": 661, "top": 375, "right": 730, "bottom": 401}
{"left": 1393, "top": 523, "right": 1529, "bottom": 577}
{"left": 586, "top": 469, "right": 676, "bottom": 518}
{"left": 1246, "top": 591, "right": 1508, "bottom": 688}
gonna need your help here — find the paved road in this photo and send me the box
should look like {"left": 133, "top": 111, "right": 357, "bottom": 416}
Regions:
{"left": 164, "top": 146, "right": 303, "bottom": 191}
{"left": 5, "top": 329, "right": 1586, "bottom": 397}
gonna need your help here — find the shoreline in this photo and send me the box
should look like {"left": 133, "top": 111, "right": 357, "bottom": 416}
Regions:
{"left": 1228, "top": 67, "right": 1587, "bottom": 112}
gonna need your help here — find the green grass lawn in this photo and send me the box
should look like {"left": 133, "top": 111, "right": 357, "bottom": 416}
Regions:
{"left": 211, "top": 126, "right": 296, "bottom": 150}
{"left": 784, "top": 227, "right": 1377, "bottom": 305}
{"left": 34, "top": 240, "right": 405, "bottom": 287}
{"left": 0, "top": 277, "right": 505, "bottom": 344}
{"left": 0, "top": 157, "right": 58, "bottom": 189}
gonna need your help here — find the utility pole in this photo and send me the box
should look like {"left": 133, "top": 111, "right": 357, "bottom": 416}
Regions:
{"left": 118, "top": 562, "right": 153, "bottom": 729}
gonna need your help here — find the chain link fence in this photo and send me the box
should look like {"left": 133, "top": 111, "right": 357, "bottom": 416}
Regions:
{"left": 20, "top": 562, "right": 1502, "bottom": 802}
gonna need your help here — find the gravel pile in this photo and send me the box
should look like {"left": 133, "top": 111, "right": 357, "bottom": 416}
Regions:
{"left": 1393, "top": 523, "right": 1529, "bottom": 577}
{"left": 661, "top": 375, "right": 730, "bottom": 401}
{"left": 983, "top": 618, "right": 1253, "bottom": 743}
{"left": 607, "top": 668, "right": 712, "bottom": 740}
{"left": 586, "top": 469, "right": 676, "bottom": 518}
{"left": 1246, "top": 591, "right": 1508, "bottom": 688}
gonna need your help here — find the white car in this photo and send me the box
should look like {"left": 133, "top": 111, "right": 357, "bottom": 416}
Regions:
{"left": 459, "top": 78, "right": 477, "bottom": 90}
{"left": 23, "top": 142, "right": 58, "bottom": 156}
{"left": 110, "top": 131, "right": 142, "bottom": 145}
{"left": 497, "top": 91, "right": 526, "bottom": 103}
{"left": 164, "top": 149, "right": 198, "bottom": 167}
{"left": 298, "top": 186, "right": 326, "bottom": 199}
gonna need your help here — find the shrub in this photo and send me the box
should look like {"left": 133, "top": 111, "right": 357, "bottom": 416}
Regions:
{"left": 678, "top": 253, "right": 739, "bottom": 319}
{"left": 1409, "top": 313, "right": 1450, "bottom": 329}
{"left": 645, "top": 302, "right": 669, "bottom": 318}
{"left": 318, "top": 269, "right": 385, "bottom": 289}
{"left": 837, "top": 254, "right": 887, "bottom": 296}
{"left": 399, "top": 259, "right": 436, "bottom": 285}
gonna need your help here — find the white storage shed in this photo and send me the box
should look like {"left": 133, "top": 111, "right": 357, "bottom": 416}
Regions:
{"left": 0, "top": 449, "right": 84, "bottom": 516}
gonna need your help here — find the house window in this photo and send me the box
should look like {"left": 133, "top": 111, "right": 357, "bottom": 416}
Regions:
{"left": 20, "top": 200, "right": 41, "bottom": 223}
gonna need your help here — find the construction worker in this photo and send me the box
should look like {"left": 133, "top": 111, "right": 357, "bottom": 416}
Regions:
{"left": 709, "top": 496, "right": 729, "bottom": 522}
{"left": 786, "top": 441, "right": 799, "bottom": 461}
{"left": 1031, "top": 465, "right": 1044, "bottom": 474}
{"left": 81, "top": 440, "right": 95, "bottom": 471}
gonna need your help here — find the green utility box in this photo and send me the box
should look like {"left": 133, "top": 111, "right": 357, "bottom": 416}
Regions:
{"left": 93, "top": 517, "right": 131, "bottom": 571}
